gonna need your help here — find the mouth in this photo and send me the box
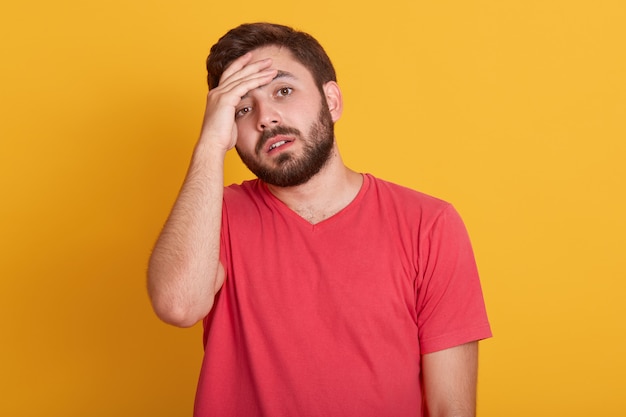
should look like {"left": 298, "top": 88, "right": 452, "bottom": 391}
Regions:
{"left": 265, "top": 135, "right": 294, "bottom": 154}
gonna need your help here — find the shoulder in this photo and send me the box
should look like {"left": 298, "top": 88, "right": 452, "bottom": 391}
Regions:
{"left": 364, "top": 174, "right": 452, "bottom": 215}
{"left": 224, "top": 179, "right": 263, "bottom": 201}
{"left": 222, "top": 179, "right": 271, "bottom": 217}
{"left": 362, "top": 174, "right": 472, "bottom": 237}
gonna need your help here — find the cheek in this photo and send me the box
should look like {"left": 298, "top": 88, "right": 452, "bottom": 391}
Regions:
{"left": 287, "top": 105, "right": 316, "bottom": 127}
{"left": 235, "top": 121, "right": 257, "bottom": 144}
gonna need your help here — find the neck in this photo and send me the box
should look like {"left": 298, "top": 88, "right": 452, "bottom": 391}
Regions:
{"left": 266, "top": 144, "right": 363, "bottom": 224}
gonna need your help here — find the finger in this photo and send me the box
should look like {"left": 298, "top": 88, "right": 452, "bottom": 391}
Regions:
{"left": 218, "top": 52, "right": 253, "bottom": 82}
{"left": 222, "top": 68, "right": 277, "bottom": 96}
{"left": 219, "top": 56, "right": 274, "bottom": 88}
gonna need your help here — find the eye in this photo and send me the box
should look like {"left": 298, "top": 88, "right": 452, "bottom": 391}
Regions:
{"left": 276, "top": 87, "right": 293, "bottom": 97}
{"left": 235, "top": 106, "right": 251, "bottom": 119}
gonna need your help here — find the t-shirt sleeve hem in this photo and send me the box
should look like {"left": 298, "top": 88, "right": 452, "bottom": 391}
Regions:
{"left": 420, "top": 323, "right": 493, "bottom": 355}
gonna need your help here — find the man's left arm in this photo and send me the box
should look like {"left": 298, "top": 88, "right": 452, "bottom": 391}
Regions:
{"left": 421, "top": 341, "right": 479, "bottom": 417}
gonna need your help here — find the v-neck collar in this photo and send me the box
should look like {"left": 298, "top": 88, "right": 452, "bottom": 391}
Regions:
{"left": 258, "top": 174, "right": 370, "bottom": 231}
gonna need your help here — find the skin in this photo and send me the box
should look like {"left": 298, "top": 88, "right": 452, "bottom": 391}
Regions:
{"left": 233, "top": 66, "right": 336, "bottom": 188}
{"left": 422, "top": 342, "right": 479, "bottom": 417}
{"left": 147, "top": 45, "right": 479, "bottom": 416}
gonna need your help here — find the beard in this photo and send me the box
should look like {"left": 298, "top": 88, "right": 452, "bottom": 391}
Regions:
{"left": 235, "top": 101, "right": 335, "bottom": 188}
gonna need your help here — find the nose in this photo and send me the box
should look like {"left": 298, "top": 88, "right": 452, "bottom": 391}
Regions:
{"left": 256, "top": 101, "right": 281, "bottom": 131}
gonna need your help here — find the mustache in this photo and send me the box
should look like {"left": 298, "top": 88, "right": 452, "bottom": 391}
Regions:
{"left": 256, "top": 126, "right": 301, "bottom": 154}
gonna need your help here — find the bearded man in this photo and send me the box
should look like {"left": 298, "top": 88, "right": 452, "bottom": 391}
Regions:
{"left": 148, "top": 22, "right": 492, "bottom": 417}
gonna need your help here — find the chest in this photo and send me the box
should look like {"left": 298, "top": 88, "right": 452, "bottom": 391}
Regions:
{"left": 223, "top": 208, "right": 421, "bottom": 329}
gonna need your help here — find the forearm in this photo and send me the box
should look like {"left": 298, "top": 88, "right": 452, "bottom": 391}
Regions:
{"left": 422, "top": 342, "right": 478, "bottom": 417}
{"left": 147, "top": 53, "right": 279, "bottom": 326}
{"left": 147, "top": 142, "right": 226, "bottom": 327}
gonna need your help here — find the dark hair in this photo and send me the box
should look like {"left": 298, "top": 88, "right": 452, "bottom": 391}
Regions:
{"left": 206, "top": 23, "right": 336, "bottom": 91}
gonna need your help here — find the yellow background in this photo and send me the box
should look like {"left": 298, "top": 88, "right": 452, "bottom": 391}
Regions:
{"left": 2, "top": 1, "right": 625, "bottom": 415}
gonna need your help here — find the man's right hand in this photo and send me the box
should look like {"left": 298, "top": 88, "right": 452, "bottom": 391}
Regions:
{"left": 199, "top": 52, "right": 278, "bottom": 153}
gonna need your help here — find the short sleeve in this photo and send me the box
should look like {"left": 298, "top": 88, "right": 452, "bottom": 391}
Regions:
{"left": 416, "top": 205, "right": 492, "bottom": 354}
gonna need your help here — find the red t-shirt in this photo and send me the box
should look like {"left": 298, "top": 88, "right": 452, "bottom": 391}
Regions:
{"left": 194, "top": 174, "right": 491, "bottom": 416}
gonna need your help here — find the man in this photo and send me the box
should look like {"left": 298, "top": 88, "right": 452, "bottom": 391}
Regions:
{"left": 148, "top": 22, "right": 491, "bottom": 417}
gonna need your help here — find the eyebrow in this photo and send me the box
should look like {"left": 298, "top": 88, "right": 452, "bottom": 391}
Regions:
{"left": 241, "top": 70, "right": 297, "bottom": 99}
{"left": 273, "top": 70, "right": 296, "bottom": 81}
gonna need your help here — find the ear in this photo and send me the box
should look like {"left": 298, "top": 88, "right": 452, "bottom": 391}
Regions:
{"left": 322, "top": 81, "right": 343, "bottom": 122}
